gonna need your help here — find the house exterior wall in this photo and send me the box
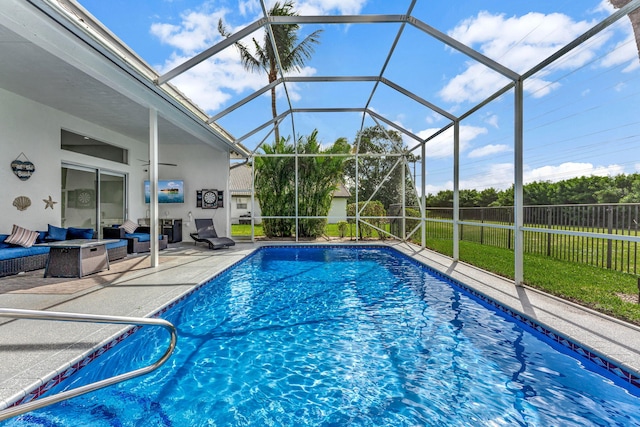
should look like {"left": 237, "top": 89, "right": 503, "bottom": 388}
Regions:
{"left": 231, "top": 194, "right": 262, "bottom": 225}
{"left": 0, "top": 87, "right": 230, "bottom": 237}
{"left": 327, "top": 198, "right": 348, "bottom": 223}
{"left": 154, "top": 144, "right": 230, "bottom": 238}
{"left": 229, "top": 196, "right": 347, "bottom": 225}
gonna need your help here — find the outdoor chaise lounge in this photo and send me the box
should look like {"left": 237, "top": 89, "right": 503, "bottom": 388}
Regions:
{"left": 190, "top": 218, "right": 236, "bottom": 250}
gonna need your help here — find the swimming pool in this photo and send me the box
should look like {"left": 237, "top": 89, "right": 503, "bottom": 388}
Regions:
{"left": 4, "top": 246, "right": 640, "bottom": 426}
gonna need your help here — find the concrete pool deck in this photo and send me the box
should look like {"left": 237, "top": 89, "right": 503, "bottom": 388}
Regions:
{"left": 1, "top": 240, "right": 639, "bottom": 413}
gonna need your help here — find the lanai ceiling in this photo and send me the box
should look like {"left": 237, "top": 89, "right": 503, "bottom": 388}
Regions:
{"left": 0, "top": 0, "right": 236, "bottom": 153}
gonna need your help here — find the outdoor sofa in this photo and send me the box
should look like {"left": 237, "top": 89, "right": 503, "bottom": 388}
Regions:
{"left": 0, "top": 224, "right": 127, "bottom": 277}
{"left": 103, "top": 220, "right": 168, "bottom": 254}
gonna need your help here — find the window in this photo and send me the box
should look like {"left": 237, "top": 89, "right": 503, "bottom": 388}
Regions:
{"left": 61, "top": 130, "right": 128, "bottom": 164}
{"left": 237, "top": 203, "right": 248, "bottom": 209}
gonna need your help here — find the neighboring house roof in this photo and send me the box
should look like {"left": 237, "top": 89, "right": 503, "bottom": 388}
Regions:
{"left": 332, "top": 184, "right": 351, "bottom": 198}
{"left": 229, "top": 164, "right": 253, "bottom": 196}
{"left": 229, "top": 165, "right": 350, "bottom": 198}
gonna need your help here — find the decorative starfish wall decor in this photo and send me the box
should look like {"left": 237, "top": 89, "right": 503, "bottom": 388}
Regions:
{"left": 43, "top": 195, "right": 57, "bottom": 209}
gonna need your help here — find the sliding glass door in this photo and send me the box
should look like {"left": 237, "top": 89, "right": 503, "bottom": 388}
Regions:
{"left": 61, "top": 165, "right": 126, "bottom": 238}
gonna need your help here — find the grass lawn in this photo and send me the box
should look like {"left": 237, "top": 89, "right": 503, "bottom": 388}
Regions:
{"left": 426, "top": 239, "right": 640, "bottom": 326}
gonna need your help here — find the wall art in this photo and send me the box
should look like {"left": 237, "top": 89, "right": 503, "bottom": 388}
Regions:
{"left": 11, "top": 152, "right": 35, "bottom": 181}
{"left": 12, "top": 196, "right": 31, "bottom": 211}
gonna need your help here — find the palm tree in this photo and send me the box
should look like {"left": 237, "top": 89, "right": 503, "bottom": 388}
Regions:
{"left": 219, "top": 1, "right": 322, "bottom": 142}
{"left": 254, "top": 131, "right": 350, "bottom": 238}
{"left": 609, "top": 1, "right": 640, "bottom": 59}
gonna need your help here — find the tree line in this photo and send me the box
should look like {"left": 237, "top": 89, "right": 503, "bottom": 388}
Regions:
{"left": 425, "top": 173, "right": 640, "bottom": 208}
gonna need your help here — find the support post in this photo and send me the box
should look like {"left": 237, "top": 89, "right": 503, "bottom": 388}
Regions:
{"left": 401, "top": 157, "right": 406, "bottom": 240}
{"left": 514, "top": 79, "right": 524, "bottom": 286}
{"left": 149, "top": 108, "right": 159, "bottom": 268}
{"left": 355, "top": 152, "right": 359, "bottom": 242}
{"left": 421, "top": 141, "right": 426, "bottom": 249}
{"left": 453, "top": 121, "right": 460, "bottom": 261}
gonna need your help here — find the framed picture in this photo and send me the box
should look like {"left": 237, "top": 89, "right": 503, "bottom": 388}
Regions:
{"left": 145, "top": 180, "right": 184, "bottom": 203}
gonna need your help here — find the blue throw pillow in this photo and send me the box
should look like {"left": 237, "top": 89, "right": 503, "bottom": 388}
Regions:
{"left": 0, "top": 234, "right": 11, "bottom": 249}
{"left": 67, "top": 227, "right": 94, "bottom": 239}
{"left": 46, "top": 224, "right": 67, "bottom": 241}
{"left": 36, "top": 231, "right": 48, "bottom": 243}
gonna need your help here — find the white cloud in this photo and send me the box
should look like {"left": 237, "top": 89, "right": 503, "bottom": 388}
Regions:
{"left": 468, "top": 144, "right": 510, "bottom": 158}
{"left": 426, "top": 161, "right": 626, "bottom": 194}
{"left": 524, "top": 162, "right": 625, "bottom": 183}
{"left": 295, "top": 0, "right": 368, "bottom": 15}
{"left": 439, "top": 63, "right": 511, "bottom": 104}
{"left": 484, "top": 113, "right": 499, "bottom": 128}
{"left": 151, "top": 3, "right": 326, "bottom": 113}
{"left": 600, "top": 30, "right": 640, "bottom": 72}
{"left": 460, "top": 162, "right": 514, "bottom": 190}
{"left": 440, "top": 11, "right": 603, "bottom": 104}
{"left": 242, "top": 0, "right": 367, "bottom": 17}
{"left": 417, "top": 125, "right": 488, "bottom": 159}
{"left": 425, "top": 111, "right": 444, "bottom": 125}
{"left": 449, "top": 12, "right": 595, "bottom": 70}
{"left": 150, "top": 9, "right": 227, "bottom": 54}
{"left": 239, "top": 0, "right": 261, "bottom": 17}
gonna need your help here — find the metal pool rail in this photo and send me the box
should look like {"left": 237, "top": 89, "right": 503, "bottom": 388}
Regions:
{"left": 0, "top": 308, "right": 177, "bottom": 421}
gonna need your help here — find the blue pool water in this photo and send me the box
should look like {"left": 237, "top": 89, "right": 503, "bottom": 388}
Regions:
{"left": 5, "top": 246, "right": 640, "bottom": 426}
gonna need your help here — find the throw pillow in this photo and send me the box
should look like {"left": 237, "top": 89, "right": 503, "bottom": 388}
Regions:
{"left": 36, "top": 231, "right": 48, "bottom": 243}
{"left": 67, "top": 227, "right": 94, "bottom": 239}
{"left": 0, "top": 234, "right": 11, "bottom": 249}
{"left": 47, "top": 224, "right": 68, "bottom": 241}
{"left": 120, "top": 219, "right": 138, "bottom": 234}
{"left": 5, "top": 224, "right": 40, "bottom": 248}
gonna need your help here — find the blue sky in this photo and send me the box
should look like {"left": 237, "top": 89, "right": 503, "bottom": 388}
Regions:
{"left": 77, "top": 0, "right": 640, "bottom": 195}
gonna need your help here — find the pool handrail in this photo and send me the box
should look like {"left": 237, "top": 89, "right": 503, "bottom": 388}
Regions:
{"left": 0, "top": 307, "right": 177, "bottom": 421}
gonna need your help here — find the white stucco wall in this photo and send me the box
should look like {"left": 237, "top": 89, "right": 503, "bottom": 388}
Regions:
{"left": 159, "top": 144, "right": 230, "bottom": 238}
{"left": 229, "top": 196, "right": 346, "bottom": 224}
{"left": 230, "top": 194, "right": 262, "bottom": 225}
{"left": 327, "top": 198, "right": 348, "bottom": 223}
{"left": 0, "top": 87, "right": 230, "bottom": 238}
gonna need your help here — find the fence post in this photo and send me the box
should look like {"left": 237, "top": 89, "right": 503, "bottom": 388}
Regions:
{"left": 607, "top": 206, "right": 613, "bottom": 269}
{"left": 546, "top": 207, "right": 552, "bottom": 257}
{"left": 508, "top": 208, "right": 513, "bottom": 250}
{"left": 480, "top": 208, "right": 484, "bottom": 245}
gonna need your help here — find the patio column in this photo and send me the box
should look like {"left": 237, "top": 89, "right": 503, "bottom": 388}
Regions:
{"left": 149, "top": 108, "right": 159, "bottom": 267}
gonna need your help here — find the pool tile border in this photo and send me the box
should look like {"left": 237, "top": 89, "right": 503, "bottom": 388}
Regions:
{"left": 9, "top": 326, "right": 140, "bottom": 407}
{"left": 434, "top": 269, "right": 640, "bottom": 388}
{"left": 8, "top": 243, "right": 639, "bottom": 408}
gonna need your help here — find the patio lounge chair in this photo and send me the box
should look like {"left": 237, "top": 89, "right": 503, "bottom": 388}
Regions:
{"left": 190, "top": 218, "right": 236, "bottom": 250}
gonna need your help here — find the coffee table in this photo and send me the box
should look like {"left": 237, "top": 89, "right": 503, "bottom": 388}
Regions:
{"left": 41, "top": 239, "right": 120, "bottom": 278}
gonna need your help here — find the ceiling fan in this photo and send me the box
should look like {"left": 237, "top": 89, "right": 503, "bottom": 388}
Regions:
{"left": 138, "top": 159, "right": 178, "bottom": 167}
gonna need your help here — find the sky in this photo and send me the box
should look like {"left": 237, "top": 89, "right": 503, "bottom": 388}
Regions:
{"left": 76, "top": 0, "right": 640, "bottom": 195}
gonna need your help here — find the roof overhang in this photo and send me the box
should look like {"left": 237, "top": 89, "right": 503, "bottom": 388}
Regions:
{"left": 0, "top": 0, "right": 248, "bottom": 157}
